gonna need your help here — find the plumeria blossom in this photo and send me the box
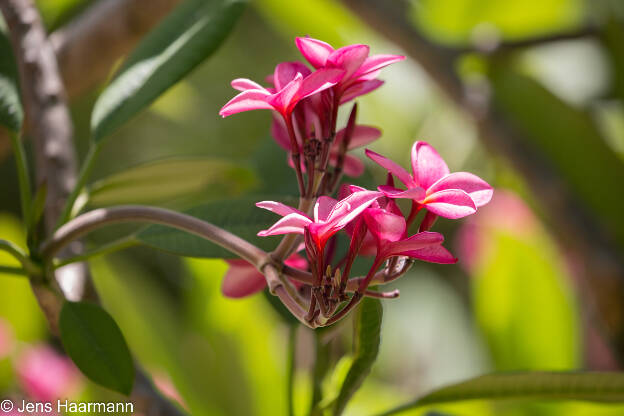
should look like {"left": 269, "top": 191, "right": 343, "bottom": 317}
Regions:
{"left": 17, "top": 345, "right": 82, "bottom": 402}
{"left": 366, "top": 141, "right": 493, "bottom": 219}
{"left": 256, "top": 190, "right": 382, "bottom": 252}
{"left": 219, "top": 37, "right": 492, "bottom": 327}
{"left": 219, "top": 61, "right": 344, "bottom": 120}
{"left": 362, "top": 207, "right": 456, "bottom": 264}
{"left": 222, "top": 254, "right": 308, "bottom": 298}
{"left": 295, "top": 36, "right": 405, "bottom": 103}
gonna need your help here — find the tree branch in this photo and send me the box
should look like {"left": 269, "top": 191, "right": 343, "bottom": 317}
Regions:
{"left": 343, "top": 0, "right": 624, "bottom": 361}
{"left": 0, "top": 3, "right": 187, "bottom": 414}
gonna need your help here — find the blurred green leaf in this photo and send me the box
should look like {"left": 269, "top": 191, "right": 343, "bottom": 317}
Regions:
{"left": 412, "top": 0, "right": 584, "bottom": 45}
{"left": 333, "top": 297, "right": 383, "bottom": 416}
{"left": 137, "top": 196, "right": 296, "bottom": 258}
{"left": 473, "top": 232, "right": 579, "bottom": 370}
{"left": 490, "top": 65, "right": 624, "bottom": 249}
{"left": 88, "top": 157, "right": 254, "bottom": 206}
{"left": 59, "top": 301, "right": 135, "bottom": 395}
{"left": 376, "top": 372, "right": 624, "bottom": 416}
{"left": 0, "top": 22, "right": 23, "bottom": 133}
{"left": 91, "top": 0, "right": 246, "bottom": 141}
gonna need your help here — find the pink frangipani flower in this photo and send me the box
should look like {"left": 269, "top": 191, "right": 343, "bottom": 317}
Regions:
{"left": 222, "top": 254, "right": 308, "bottom": 298}
{"left": 256, "top": 190, "right": 382, "bottom": 251}
{"left": 295, "top": 37, "right": 404, "bottom": 102}
{"left": 366, "top": 141, "right": 493, "bottom": 219}
{"left": 219, "top": 61, "right": 344, "bottom": 120}
{"left": 362, "top": 208, "right": 456, "bottom": 264}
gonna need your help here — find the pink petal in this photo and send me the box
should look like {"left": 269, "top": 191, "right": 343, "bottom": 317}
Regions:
{"left": 379, "top": 185, "right": 425, "bottom": 201}
{"left": 231, "top": 78, "right": 265, "bottom": 91}
{"left": 257, "top": 213, "right": 311, "bottom": 237}
{"left": 274, "top": 61, "right": 311, "bottom": 90}
{"left": 423, "top": 189, "right": 477, "bottom": 219}
{"left": 326, "top": 190, "right": 382, "bottom": 229}
{"left": 219, "top": 89, "right": 273, "bottom": 117}
{"left": 401, "top": 245, "right": 457, "bottom": 264}
{"left": 256, "top": 201, "right": 307, "bottom": 218}
{"left": 267, "top": 73, "right": 303, "bottom": 116}
{"left": 365, "top": 149, "right": 415, "bottom": 187}
{"left": 295, "top": 37, "right": 334, "bottom": 68}
{"left": 340, "top": 79, "right": 384, "bottom": 103}
{"left": 411, "top": 141, "right": 450, "bottom": 189}
{"left": 222, "top": 260, "right": 267, "bottom": 298}
{"left": 299, "top": 68, "right": 345, "bottom": 99}
{"left": 363, "top": 208, "right": 406, "bottom": 244}
{"left": 327, "top": 44, "right": 370, "bottom": 79}
{"left": 314, "top": 196, "right": 338, "bottom": 222}
{"left": 354, "top": 54, "right": 405, "bottom": 78}
{"left": 428, "top": 172, "right": 493, "bottom": 207}
{"left": 271, "top": 115, "right": 292, "bottom": 150}
{"left": 335, "top": 125, "right": 381, "bottom": 149}
{"left": 284, "top": 253, "right": 308, "bottom": 270}
{"left": 342, "top": 155, "right": 365, "bottom": 177}
{"left": 385, "top": 231, "right": 444, "bottom": 257}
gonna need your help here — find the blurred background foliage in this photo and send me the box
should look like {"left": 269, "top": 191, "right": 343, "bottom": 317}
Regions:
{"left": 1, "top": 0, "right": 624, "bottom": 415}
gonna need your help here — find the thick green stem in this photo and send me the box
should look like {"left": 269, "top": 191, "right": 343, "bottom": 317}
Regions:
{"left": 57, "top": 143, "right": 99, "bottom": 227}
{"left": 8, "top": 131, "right": 32, "bottom": 222}
{"left": 287, "top": 325, "right": 298, "bottom": 416}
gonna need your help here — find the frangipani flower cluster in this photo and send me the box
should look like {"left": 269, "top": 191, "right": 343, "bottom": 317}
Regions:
{"left": 220, "top": 37, "right": 492, "bottom": 326}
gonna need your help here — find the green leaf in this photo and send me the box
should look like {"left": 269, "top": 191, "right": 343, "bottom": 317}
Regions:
{"left": 90, "top": 0, "right": 246, "bottom": 141}
{"left": 375, "top": 372, "right": 624, "bottom": 416}
{"left": 59, "top": 301, "right": 135, "bottom": 395}
{"left": 87, "top": 157, "right": 254, "bottom": 206}
{"left": 473, "top": 231, "right": 579, "bottom": 370}
{"left": 0, "top": 20, "right": 23, "bottom": 133}
{"left": 136, "top": 197, "right": 296, "bottom": 258}
{"left": 333, "top": 297, "right": 383, "bottom": 416}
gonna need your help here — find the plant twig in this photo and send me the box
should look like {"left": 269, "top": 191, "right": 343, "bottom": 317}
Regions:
{"left": 41, "top": 205, "right": 268, "bottom": 267}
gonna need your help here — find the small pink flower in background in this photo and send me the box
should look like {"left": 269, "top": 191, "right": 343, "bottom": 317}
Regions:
{"left": 256, "top": 190, "right": 381, "bottom": 252}
{"left": 17, "top": 345, "right": 82, "bottom": 402}
{"left": 0, "top": 318, "right": 14, "bottom": 359}
{"left": 222, "top": 254, "right": 308, "bottom": 298}
{"left": 153, "top": 371, "right": 188, "bottom": 411}
{"left": 219, "top": 61, "right": 344, "bottom": 119}
{"left": 295, "top": 37, "right": 405, "bottom": 102}
{"left": 367, "top": 141, "right": 493, "bottom": 219}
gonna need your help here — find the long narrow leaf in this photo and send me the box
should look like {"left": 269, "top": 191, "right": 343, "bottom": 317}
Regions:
{"left": 376, "top": 372, "right": 624, "bottom": 416}
{"left": 91, "top": 0, "right": 246, "bottom": 141}
{"left": 333, "top": 297, "right": 383, "bottom": 415}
